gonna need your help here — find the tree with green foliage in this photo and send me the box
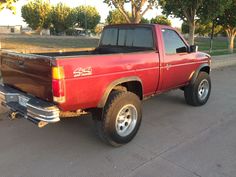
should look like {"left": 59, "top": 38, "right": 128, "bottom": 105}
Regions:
{"left": 159, "top": 0, "right": 203, "bottom": 44}
{"left": 150, "top": 15, "right": 171, "bottom": 26}
{"left": 106, "top": 9, "right": 128, "bottom": 24}
{"left": 196, "top": 23, "right": 223, "bottom": 37}
{"left": 0, "top": 0, "right": 17, "bottom": 13}
{"left": 76, "top": 5, "right": 101, "bottom": 30}
{"left": 140, "top": 17, "right": 149, "bottom": 24}
{"left": 50, "top": 3, "right": 77, "bottom": 34}
{"left": 21, "top": 0, "right": 51, "bottom": 31}
{"left": 199, "top": 0, "right": 233, "bottom": 23}
{"left": 106, "top": 9, "right": 149, "bottom": 24}
{"left": 159, "top": 0, "right": 232, "bottom": 45}
{"left": 217, "top": 0, "right": 236, "bottom": 52}
{"left": 182, "top": 21, "right": 223, "bottom": 36}
{"left": 94, "top": 24, "right": 104, "bottom": 35}
{"left": 104, "top": 0, "right": 158, "bottom": 23}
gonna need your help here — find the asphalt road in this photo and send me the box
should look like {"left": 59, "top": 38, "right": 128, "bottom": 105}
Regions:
{"left": 0, "top": 66, "right": 236, "bottom": 177}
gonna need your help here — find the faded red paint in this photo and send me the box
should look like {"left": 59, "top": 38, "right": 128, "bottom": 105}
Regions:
{"left": 54, "top": 25, "right": 210, "bottom": 111}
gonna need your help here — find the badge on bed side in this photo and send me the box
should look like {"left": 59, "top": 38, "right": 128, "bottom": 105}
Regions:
{"left": 73, "top": 67, "right": 92, "bottom": 77}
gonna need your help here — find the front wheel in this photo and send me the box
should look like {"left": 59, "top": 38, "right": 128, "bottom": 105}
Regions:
{"left": 184, "top": 72, "right": 211, "bottom": 106}
{"left": 93, "top": 91, "right": 142, "bottom": 146}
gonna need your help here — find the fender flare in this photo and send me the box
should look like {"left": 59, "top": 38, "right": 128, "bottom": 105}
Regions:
{"left": 97, "top": 76, "right": 142, "bottom": 108}
{"left": 190, "top": 63, "right": 210, "bottom": 85}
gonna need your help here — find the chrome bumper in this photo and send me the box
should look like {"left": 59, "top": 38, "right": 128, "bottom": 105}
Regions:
{"left": 0, "top": 84, "right": 60, "bottom": 123}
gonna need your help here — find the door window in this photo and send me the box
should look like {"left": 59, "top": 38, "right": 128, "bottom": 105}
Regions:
{"left": 162, "top": 29, "right": 187, "bottom": 54}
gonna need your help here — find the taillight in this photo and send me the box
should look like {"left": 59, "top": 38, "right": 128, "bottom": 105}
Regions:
{"left": 52, "top": 66, "right": 65, "bottom": 103}
{"left": 52, "top": 66, "right": 65, "bottom": 80}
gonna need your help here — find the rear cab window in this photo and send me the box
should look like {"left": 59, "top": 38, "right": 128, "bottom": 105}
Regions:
{"left": 101, "top": 28, "right": 118, "bottom": 46}
{"left": 100, "top": 26, "right": 155, "bottom": 50}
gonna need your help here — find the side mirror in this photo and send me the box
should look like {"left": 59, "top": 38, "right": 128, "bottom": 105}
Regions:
{"left": 189, "top": 45, "right": 198, "bottom": 53}
{"left": 176, "top": 46, "right": 188, "bottom": 53}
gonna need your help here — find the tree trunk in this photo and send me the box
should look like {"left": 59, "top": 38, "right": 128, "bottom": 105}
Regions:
{"left": 228, "top": 35, "right": 235, "bottom": 53}
{"left": 133, "top": 12, "right": 141, "bottom": 24}
{"left": 133, "top": 17, "right": 141, "bottom": 23}
{"left": 188, "top": 21, "right": 196, "bottom": 45}
{"left": 226, "top": 28, "right": 236, "bottom": 53}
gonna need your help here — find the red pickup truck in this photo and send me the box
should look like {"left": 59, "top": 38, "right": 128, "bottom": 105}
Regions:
{"left": 0, "top": 24, "right": 211, "bottom": 146}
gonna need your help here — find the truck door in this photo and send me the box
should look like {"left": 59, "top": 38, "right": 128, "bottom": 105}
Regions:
{"left": 160, "top": 28, "right": 196, "bottom": 90}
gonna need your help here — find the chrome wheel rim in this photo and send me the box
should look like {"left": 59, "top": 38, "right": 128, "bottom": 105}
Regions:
{"left": 198, "top": 79, "right": 209, "bottom": 101}
{"left": 115, "top": 104, "right": 138, "bottom": 137}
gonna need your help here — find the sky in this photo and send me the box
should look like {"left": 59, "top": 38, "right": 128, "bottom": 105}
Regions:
{"left": 0, "top": 0, "right": 182, "bottom": 27}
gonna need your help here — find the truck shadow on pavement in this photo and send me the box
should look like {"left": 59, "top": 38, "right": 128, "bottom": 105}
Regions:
{"left": 0, "top": 90, "right": 187, "bottom": 148}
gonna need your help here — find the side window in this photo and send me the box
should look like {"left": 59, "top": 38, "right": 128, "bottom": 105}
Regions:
{"left": 101, "top": 28, "right": 118, "bottom": 46}
{"left": 162, "top": 29, "right": 187, "bottom": 54}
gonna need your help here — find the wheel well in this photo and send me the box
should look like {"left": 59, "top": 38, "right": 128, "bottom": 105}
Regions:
{"left": 113, "top": 81, "right": 143, "bottom": 100}
{"left": 200, "top": 66, "right": 210, "bottom": 74}
{"left": 190, "top": 65, "right": 210, "bottom": 85}
{"left": 97, "top": 78, "right": 143, "bottom": 108}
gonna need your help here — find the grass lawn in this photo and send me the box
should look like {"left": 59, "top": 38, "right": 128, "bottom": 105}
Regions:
{"left": 0, "top": 34, "right": 235, "bottom": 56}
{"left": 196, "top": 37, "right": 230, "bottom": 51}
{"left": 195, "top": 37, "right": 236, "bottom": 55}
{"left": 0, "top": 34, "right": 99, "bottom": 52}
{"left": 209, "top": 50, "right": 236, "bottom": 56}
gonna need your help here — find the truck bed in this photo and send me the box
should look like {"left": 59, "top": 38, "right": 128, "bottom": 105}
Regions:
{"left": 0, "top": 46, "right": 154, "bottom": 102}
{"left": 34, "top": 50, "right": 93, "bottom": 57}
{"left": 33, "top": 46, "right": 153, "bottom": 57}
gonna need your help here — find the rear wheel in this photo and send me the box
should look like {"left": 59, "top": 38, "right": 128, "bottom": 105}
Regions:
{"left": 184, "top": 72, "right": 211, "bottom": 106}
{"left": 93, "top": 91, "right": 142, "bottom": 146}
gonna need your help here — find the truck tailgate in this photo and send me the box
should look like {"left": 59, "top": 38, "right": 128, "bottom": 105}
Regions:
{"left": 0, "top": 52, "right": 53, "bottom": 101}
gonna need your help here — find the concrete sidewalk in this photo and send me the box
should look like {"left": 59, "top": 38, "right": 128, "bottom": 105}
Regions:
{"left": 211, "top": 54, "right": 236, "bottom": 69}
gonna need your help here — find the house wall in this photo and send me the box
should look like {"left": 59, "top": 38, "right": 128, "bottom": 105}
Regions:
{"left": 0, "top": 26, "right": 22, "bottom": 34}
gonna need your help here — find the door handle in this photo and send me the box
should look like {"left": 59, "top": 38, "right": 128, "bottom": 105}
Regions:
{"left": 18, "top": 60, "right": 25, "bottom": 68}
{"left": 125, "top": 64, "right": 132, "bottom": 70}
{"left": 166, "top": 64, "right": 171, "bottom": 70}
{"left": 18, "top": 60, "right": 24, "bottom": 65}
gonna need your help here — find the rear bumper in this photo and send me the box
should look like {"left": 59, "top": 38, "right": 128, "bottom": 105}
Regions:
{"left": 0, "top": 84, "right": 60, "bottom": 123}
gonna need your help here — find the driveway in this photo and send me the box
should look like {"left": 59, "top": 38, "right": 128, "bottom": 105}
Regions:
{"left": 0, "top": 65, "right": 236, "bottom": 177}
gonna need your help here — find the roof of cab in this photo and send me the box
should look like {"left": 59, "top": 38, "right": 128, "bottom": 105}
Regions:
{"left": 104, "top": 23, "right": 173, "bottom": 30}
{"left": 105, "top": 23, "right": 155, "bottom": 28}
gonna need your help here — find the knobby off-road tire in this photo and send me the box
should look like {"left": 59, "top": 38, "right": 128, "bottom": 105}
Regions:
{"left": 184, "top": 72, "right": 211, "bottom": 106}
{"left": 93, "top": 91, "right": 142, "bottom": 147}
